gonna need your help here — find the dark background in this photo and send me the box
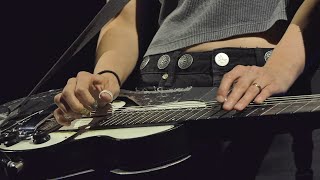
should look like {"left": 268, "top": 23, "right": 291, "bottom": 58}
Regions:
{"left": 1, "top": 0, "right": 105, "bottom": 104}
{"left": 0, "top": 0, "right": 162, "bottom": 105}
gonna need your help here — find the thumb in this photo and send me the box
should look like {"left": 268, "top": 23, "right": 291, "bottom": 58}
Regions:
{"left": 99, "top": 90, "right": 114, "bottom": 103}
{"left": 92, "top": 75, "right": 114, "bottom": 103}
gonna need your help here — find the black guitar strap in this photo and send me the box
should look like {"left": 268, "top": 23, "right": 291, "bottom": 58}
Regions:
{"left": 0, "top": 0, "right": 130, "bottom": 127}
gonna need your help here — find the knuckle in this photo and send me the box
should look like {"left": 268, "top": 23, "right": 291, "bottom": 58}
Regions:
{"left": 249, "top": 66, "right": 259, "bottom": 72}
{"left": 223, "top": 72, "right": 234, "bottom": 80}
{"left": 70, "top": 105, "right": 83, "bottom": 114}
{"left": 74, "top": 87, "right": 87, "bottom": 97}
{"left": 248, "top": 86, "right": 258, "bottom": 94}
{"left": 67, "top": 77, "right": 76, "bottom": 84}
{"left": 235, "top": 83, "right": 248, "bottom": 91}
{"left": 77, "top": 71, "right": 89, "bottom": 78}
{"left": 234, "top": 65, "right": 245, "bottom": 70}
{"left": 224, "top": 65, "right": 246, "bottom": 79}
{"left": 53, "top": 94, "right": 61, "bottom": 104}
{"left": 61, "top": 89, "right": 71, "bottom": 99}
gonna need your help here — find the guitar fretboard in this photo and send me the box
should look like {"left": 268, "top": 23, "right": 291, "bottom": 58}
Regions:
{"left": 96, "top": 94, "right": 320, "bottom": 128}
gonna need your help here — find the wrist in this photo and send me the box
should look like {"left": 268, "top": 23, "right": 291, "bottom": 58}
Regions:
{"left": 264, "top": 54, "right": 304, "bottom": 85}
{"left": 94, "top": 51, "right": 136, "bottom": 86}
{"left": 265, "top": 24, "right": 305, "bottom": 75}
{"left": 96, "top": 70, "right": 122, "bottom": 88}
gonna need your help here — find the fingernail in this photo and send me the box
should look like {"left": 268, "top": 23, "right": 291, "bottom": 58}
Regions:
{"left": 223, "top": 103, "right": 232, "bottom": 111}
{"left": 234, "top": 104, "right": 244, "bottom": 111}
{"left": 254, "top": 98, "right": 263, "bottom": 104}
{"left": 99, "top": 90, "right": 114, "bottom": 101}
{"left": 100, "top": 92, "right": 109, "bottom": 100}
{"left": 91, "top": 100, "right": 98, "bottom": 110}
{"left": 216, "top": 95, "right": 225, "bottom": 102}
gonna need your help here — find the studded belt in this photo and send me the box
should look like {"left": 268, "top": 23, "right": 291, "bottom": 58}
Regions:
{"left": 138, "top": 48, "right": 274, "bottom": 89}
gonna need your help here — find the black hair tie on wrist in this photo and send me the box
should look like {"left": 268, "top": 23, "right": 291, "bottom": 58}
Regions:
{"left": 97, "top": 70, "right": 121, "bottom": 87}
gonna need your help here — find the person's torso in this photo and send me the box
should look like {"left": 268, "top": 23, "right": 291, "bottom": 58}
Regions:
{"left": 144, "top": 0, "right": 303, "bottom": 56}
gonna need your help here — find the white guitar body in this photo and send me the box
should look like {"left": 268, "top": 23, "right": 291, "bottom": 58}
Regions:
{"left": 0, "top": 125, "right": 175, "bottom": 151}
{"left": 0, "top": 100, "right": 207, "bottom": 151}
{"left": 0, "top": 100, "right": 206, "bottom": 175}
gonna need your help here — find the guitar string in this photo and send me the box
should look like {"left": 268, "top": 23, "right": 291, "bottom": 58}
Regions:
{"left": 91, "top": 103, "right": 320, "bottom": 129}
{"left": 91, "top": 95, "right": 320, "bottom": 116}
{"left": 58, "top": 94, "right": 320, "bottom": 128}
{"left": 114, "top": 93, "right": 320, "bottom": 111}
{"left": 15, "top": 93, "right": 320, "bottom": 133}
{"left": 98, "top": 100, "right": 317, "bottom": 127}
{"left": 55, "top": 99, "right": 319, "bottom": 130}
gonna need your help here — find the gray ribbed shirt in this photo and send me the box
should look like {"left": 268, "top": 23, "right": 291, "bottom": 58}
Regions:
{"left": 144, "top": 0, "right": 292, "bottom": 57}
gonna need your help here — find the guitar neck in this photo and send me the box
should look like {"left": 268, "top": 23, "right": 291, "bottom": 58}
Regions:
{"left": 96, "top": 94, "right": 320, "bottom": 128}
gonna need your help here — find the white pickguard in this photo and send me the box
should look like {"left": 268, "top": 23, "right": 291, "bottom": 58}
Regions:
{"left": 0, "top": 100, "right": 206, "bottom": 151}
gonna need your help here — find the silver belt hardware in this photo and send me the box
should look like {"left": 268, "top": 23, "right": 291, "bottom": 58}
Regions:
{"left": 162, "top": 73, "right": 169, "bottom": 80}
{"left": 178, "top": 54, "right": 193, "bottom": 69}
{"left": 264, "top": 50, "right": 273, "bottom": 61}
{"left": 157, "top": 55, "right": 171, "bottom": 69}
{"left": 140, "top": 56, "right": 150, "bottom": 70}
{"left": 214, "top": 52, "right": 229, "bottom": 67}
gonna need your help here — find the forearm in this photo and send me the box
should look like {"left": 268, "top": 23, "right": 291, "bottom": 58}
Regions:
{"left": 94, "top": 0, "right": 138, "bottom": 85}
{"left": 94, "top": 28, "right": 138, "bottom": 85}
{"left": 264, "top": 0, "right": 319, "bottom": 81}
{"left": 290, "top": 0, "right": 319, "bottom": 30}
{"left": 264, "top": 25, "right": 305, "bottom": 82}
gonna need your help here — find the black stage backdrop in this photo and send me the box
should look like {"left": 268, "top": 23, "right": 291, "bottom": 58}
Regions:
{"left": 1, "top": 0, "right": 162, "bottom": 105}
{"left": 1, "top": 0, "right": 104, "bottom": 104}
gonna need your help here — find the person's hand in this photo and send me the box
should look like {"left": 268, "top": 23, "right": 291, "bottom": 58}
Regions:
{"left": 216, "top": 64, "right": 298, "bottom": 111}
{"left": 53, "top": 71, "right": 120, "bottom": 126}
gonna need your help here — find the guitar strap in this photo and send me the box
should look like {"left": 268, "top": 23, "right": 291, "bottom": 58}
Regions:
{"left": 1, "top": 0, "right": 130, "bottom": 127}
